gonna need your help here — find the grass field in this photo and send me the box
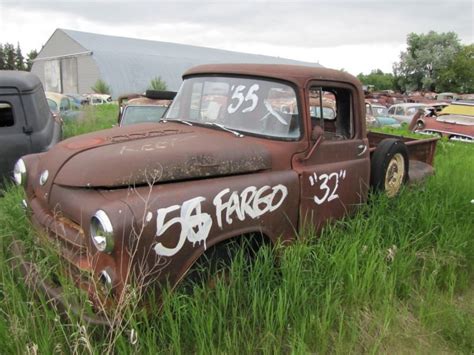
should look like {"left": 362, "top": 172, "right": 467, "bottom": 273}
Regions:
{"left": 63, "top": 104, "right": 118, "bottom": 138}
{"left": 0, "top": 106, "right": 473, "bottom": 353}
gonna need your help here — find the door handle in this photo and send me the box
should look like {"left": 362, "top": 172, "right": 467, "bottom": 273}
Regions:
{"left": 357, "top": 144, "right": 367, "bottom": 156}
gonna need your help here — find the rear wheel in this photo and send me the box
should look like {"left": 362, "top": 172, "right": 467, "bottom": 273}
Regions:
{"left": 371, "top": 139, "right": 409, "bottom": 197}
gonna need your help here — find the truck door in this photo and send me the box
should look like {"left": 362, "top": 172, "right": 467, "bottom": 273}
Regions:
{"left": 298, "top": 83, "right": 370, "bottom": 231}
{"left": 0, "top": 95, "right": 31, "bottom": 182}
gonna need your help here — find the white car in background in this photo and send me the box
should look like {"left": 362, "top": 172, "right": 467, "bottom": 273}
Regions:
{"left": 86, "top": 93, "right": 112, "bottom": 105}
{"left": 387, "top": 103, "right": 428, "bottom": 124}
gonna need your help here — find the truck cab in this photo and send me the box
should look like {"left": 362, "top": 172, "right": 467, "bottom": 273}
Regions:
{"left": 0, "top": 71, "right": 62, "bottom": 187}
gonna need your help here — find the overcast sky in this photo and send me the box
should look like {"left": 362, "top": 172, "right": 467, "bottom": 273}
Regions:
{"left": 0, "top": 0, "right": 472, "bottom": 75}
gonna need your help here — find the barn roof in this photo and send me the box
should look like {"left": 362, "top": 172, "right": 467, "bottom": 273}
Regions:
{"left": 60, "top": 29, "right": 321, "bottom": 95}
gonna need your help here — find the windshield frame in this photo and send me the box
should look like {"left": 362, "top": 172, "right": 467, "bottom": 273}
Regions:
{"left": 167, "top": 74, "right": 304, "bottom": 142}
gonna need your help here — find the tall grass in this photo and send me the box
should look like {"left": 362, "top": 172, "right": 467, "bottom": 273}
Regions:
{"left": 63, "top": 104, "right": 118, "bottom": 138}
{"left": 0, "top": 119, "right": 472, "bottom": 352}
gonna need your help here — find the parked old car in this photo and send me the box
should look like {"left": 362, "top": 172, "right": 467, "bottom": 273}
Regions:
{"left": 65, "top": 93, "right": 88, "bottom": 106}
{"left": 12, "top": 64, "right": 438, "bottom": 323}
{"left": 118, "top": 90, "right": 176, "bottom": 126}
{"left": 435, "top": 92, "right": 459, "bottom": 102}
{"left": 366, "top": 102, "right": 400, "bottom": 128}
{"left": 86, "top": 93, "right": 113, "bottom": 105}
{"left": 387, "top": 103, "right": 428, "bottom": 124}
{"left": 410, "top": 101, "right": 474, "bottom": 143}
{"left": 0, "top": 71, "right": 62, "bottom": 188}
{"left": 46, "top": 92, "right": 82, "bottom": 121}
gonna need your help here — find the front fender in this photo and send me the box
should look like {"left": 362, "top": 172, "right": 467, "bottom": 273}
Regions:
{"left": 121, "top": 170, "right": 300, "bottom": 289}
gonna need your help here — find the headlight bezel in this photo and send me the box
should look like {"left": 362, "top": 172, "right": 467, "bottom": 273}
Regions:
{"left": 13, "top": 158, "right": 27, "bottom": 186}
{"left": 90, "top": 210, "right": 115, "bottom": 254}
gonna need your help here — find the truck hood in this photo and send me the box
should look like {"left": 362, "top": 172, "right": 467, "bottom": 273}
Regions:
{"left": 38, "top": 123, "right": 271, "bottom": 189}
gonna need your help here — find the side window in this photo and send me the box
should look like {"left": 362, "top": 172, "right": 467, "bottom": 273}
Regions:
{"left": 406, "top": 107, "right": 418, "bottom": 116}
{"left": 388, "top": 107, "right": 395, "bottom": 115}
{"left": 60, "top": 98, "right": 70, "bottom": 111}
{"left": 309, "top": 86, "right": 352, "bottom": 140}
{"left": 0, "top": 103, "right": 15, "bottom": 127}
{"left": 395, "top": 106, "right": 404, "bottom": 115}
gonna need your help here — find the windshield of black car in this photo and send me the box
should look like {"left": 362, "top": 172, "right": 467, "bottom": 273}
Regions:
{"left": 121, "top": 105, "right": 168, "bottom": 125}
{"left": 166, "top": 76, "right": 300, "bottom": 139}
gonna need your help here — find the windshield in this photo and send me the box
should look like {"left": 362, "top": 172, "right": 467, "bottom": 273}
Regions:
{"left": 166, "top": 76, "right": 300, "bottom": 139}
{"left": 121, "top": 105, "right": 168, "bottom": 126}
{"left": 372, "top": 106, "right": 388, "bottom": 117}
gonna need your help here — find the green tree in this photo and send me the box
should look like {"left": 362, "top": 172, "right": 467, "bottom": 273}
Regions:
{"left": 25, "top": 49, "right": 38, "bottom": 71}
{"left": 393, "top": 31, "right": 462, "bottom": 92}
{"left": 91, "top": 79, "right": 111, "bottom": 95}
{"left": 149, "top": 76, "right": 167, "bottom": 91}
{"left": 357, "top": 69, "right": 394, "bottom": 91}
{"left": 3, "top": 43, "right": 16, "bottom": 70}
{"left": 436, "top": 44, "right": 474, "bottom": 93}
{"left": 15, "top": 43, "right": 25, "bottom": 71}
{"left": 0, "top": 44, "right": 5, "bottom": 70}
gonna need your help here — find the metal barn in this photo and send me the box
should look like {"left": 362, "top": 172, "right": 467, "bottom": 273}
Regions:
{"left": 31, "top": 29, "right": 321, "bottom": 98}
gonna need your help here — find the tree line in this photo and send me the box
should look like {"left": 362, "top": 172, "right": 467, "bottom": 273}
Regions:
{"left": 357, "top": 31, "right": 474, "bottom": 94}
{"left": 0, "top": 43, "right": 38, "bottom": 71}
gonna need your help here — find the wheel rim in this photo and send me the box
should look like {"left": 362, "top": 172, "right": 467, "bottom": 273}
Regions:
{"left": 384, "top": 153, "right": 405, "bottom": 197}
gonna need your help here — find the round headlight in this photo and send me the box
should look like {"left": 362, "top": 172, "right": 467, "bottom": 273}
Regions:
{"left": 90, "top": 210, "right": 114, "bottom": 253}
{"left": 13, "top": 159, "right": 27, "bottom": 186}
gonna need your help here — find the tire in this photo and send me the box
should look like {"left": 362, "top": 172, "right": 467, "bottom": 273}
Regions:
{"left": 370, "top": 139, "right": 409, "bottom": 197}
{"left": 145, "top": 90, "right": 177, "bottom": 100}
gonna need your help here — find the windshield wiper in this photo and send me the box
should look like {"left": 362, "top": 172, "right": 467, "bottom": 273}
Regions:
{"left": 204, "top": 122, "right": 244, "bottom": 137}
{"left": 160, "top": 118, "right": 193, "bottom": 126}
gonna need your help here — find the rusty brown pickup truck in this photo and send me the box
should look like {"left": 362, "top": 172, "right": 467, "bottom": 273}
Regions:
{"left": 13, "top": 64, "right": 438, "bottom": 323}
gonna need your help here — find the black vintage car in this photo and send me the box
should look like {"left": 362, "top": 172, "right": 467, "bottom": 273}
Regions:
{"left": 0, "top": 71, "right": 62, "bottom": 187}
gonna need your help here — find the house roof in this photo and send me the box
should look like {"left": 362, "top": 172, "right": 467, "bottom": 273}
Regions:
{"left": 59, "top": 29, "right": 321, "bottom": 95}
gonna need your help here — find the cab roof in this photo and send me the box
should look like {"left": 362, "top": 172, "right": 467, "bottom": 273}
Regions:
{"left": 184, "top": 64, "right": 362, "bottom": 89}
{"left": 0, "top": 70, "right": 43, "bottom": 92}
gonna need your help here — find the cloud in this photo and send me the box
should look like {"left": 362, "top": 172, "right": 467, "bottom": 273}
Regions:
{"left": 4, "top": 0, "right": 473, "bottom": 47}
{"left": 0, "top": 0, "right": 472, "bottom": 74}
